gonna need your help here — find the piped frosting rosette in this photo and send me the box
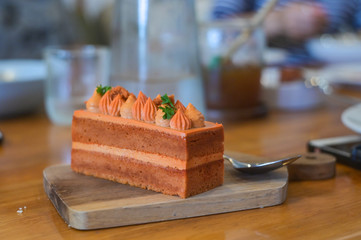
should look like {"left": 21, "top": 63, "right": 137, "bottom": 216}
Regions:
{"left": 86, "top": 85, "right": 205, "bottom": 130}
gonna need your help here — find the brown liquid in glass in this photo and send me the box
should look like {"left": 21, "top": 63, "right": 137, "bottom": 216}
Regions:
{"left": 203, "top": 63, "right": 262, "bottom": 110}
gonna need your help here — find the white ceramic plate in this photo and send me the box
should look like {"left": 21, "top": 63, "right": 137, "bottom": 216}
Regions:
{"left": 0, "top": 60, "right": 46, "bottom": 117}
{"left": 263, "top": 48, "right": 288, "bottom": 66}
{"left": 342, "top": 103, "right": 361, "bottom": 134}
{"left": 316, "top": 63, "right": 361, "bottom": 87}
{"left": 307, "top": 35, "right": 361, "bottom": 63}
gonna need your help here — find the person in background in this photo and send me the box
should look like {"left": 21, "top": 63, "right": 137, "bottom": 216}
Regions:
{"left": 212, "top": 0, "right": 361, "bottom": 64}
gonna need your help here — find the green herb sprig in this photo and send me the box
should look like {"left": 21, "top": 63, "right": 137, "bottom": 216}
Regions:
{"left": 159, "top": 94, "right": 176, "bottom": 120}
{"left": 96, "top": 85, "right": 112, "bottom": 96}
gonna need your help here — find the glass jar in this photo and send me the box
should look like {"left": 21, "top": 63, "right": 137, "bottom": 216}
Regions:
{"left": 110, "top": 0, "right": 205, "bottom": 112}
{"left": 199, "top": 19, "right": 266, "bottom": 122}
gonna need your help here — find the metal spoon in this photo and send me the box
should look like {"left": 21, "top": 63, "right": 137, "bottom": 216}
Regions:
{"left": 224, "top": 154, "right": 301, "bottom": 174}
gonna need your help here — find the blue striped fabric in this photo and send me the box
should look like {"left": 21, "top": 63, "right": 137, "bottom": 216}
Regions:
{"left": 212, "top": 0, "right": 293, "bottom": 18}
{"left": 212, "top": 0, "right": 361, "bottom": 32}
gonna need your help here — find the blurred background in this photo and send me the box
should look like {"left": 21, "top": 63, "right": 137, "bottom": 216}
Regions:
{"left": 0, "top": 0, "right": 213, "bottom": 59}
{"left": 2, "top": 0, "right": 361, "bottom": 123}
{"left": 0, "top": 0, "right": 113, "bottom": 59}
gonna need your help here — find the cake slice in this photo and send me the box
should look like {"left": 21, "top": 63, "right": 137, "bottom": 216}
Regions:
{"left": 71, "top": 86, "right": 224, "bottom": 198}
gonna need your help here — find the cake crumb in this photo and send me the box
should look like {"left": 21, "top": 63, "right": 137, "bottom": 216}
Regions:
{"left": 17, "top": 208, "right": 23, "bottom": 215}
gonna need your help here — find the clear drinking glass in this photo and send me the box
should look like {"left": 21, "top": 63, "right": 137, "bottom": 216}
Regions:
{"left": 44, "top": 45, "right": 109, "bottom": 125}
{"left": 110, "top": 0, "right": 205, "bottom": 112}
{"left": 199, "top": 19, "right": 266, "bottom": 122}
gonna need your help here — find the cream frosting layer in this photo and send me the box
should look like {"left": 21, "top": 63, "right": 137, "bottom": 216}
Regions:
{"left": 72, "top": 142, "right": 223, "bottom": 170}
{"left": 74, "top": 110, "right": 222, "bottom": 138}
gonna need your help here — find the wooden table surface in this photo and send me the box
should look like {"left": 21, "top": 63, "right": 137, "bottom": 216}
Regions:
{"left": 1, "top": 96, "right": 361, "bottom": 240}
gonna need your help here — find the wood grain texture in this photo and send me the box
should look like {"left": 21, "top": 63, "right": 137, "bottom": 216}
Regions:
{"left": 3, "top": 94, "right": 361, "bottom": 239}
{"left": 43, "top": 154, "right": 288, "bottom": 230}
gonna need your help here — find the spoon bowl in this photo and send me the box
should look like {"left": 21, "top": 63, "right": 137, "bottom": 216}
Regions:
{"left": 224, "top": 154, "right": 302, "bottom": 174}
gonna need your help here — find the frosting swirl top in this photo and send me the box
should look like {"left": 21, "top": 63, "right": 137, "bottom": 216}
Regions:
{"left": 86, "top": 89, "right": 102, "bottom": 113}
{"left": 142, "top": 97, "right": 157, "bottom": 123}
{"left": 98, "top": 86, "right": 129, "bottom": 115}
{"left": 99, "top": 91, "right": 112, "bottom": 115}
{"left": 137, "top": 91, "right": 147, "bottom": 104}
{"left": 86, "top": 86, "right": 206, "bottom": 130}
{"left": 120, "top": 94, "right": 136, "bottom": 119}
{"left": 185, "top": 103, "right": 205, "bottom": 128}
{"left": 175, "top": 100, "right": 186, "bottom": 112}
{"left": 170, "top": 109, "right": 191, "bottom": 130}
{"left": 109, "top": 94, "right": 123, "bottom": 116}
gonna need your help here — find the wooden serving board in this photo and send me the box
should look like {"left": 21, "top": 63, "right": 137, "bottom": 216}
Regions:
{"left": 43, "top": 153, "right": 288, "bottom": 230}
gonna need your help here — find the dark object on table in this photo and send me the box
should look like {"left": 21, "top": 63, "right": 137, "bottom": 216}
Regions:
{"left": 0, "top": 130, "right": 3, "bottom": 144}
{"left": 308, "top": 135, "right": 361, "bottom": 170}
{"left": 288, "top": 152, "right": 336, "bottom": 181}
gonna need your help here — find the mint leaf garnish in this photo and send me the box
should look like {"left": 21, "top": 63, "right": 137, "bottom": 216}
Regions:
{"left": 96, "top": 85, "right": 112, "bottom": 96}
{"left": 160, "top": 94, "right": 176, "bottom": 119}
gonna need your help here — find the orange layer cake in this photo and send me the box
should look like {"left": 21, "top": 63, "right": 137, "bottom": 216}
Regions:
{"left": 71, "top": 86, "right": 224, "bottom": 198}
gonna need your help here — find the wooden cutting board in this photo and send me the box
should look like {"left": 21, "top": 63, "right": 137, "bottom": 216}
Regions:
{"left": 43, "top": 152, "right": 288, "bottom": 230}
